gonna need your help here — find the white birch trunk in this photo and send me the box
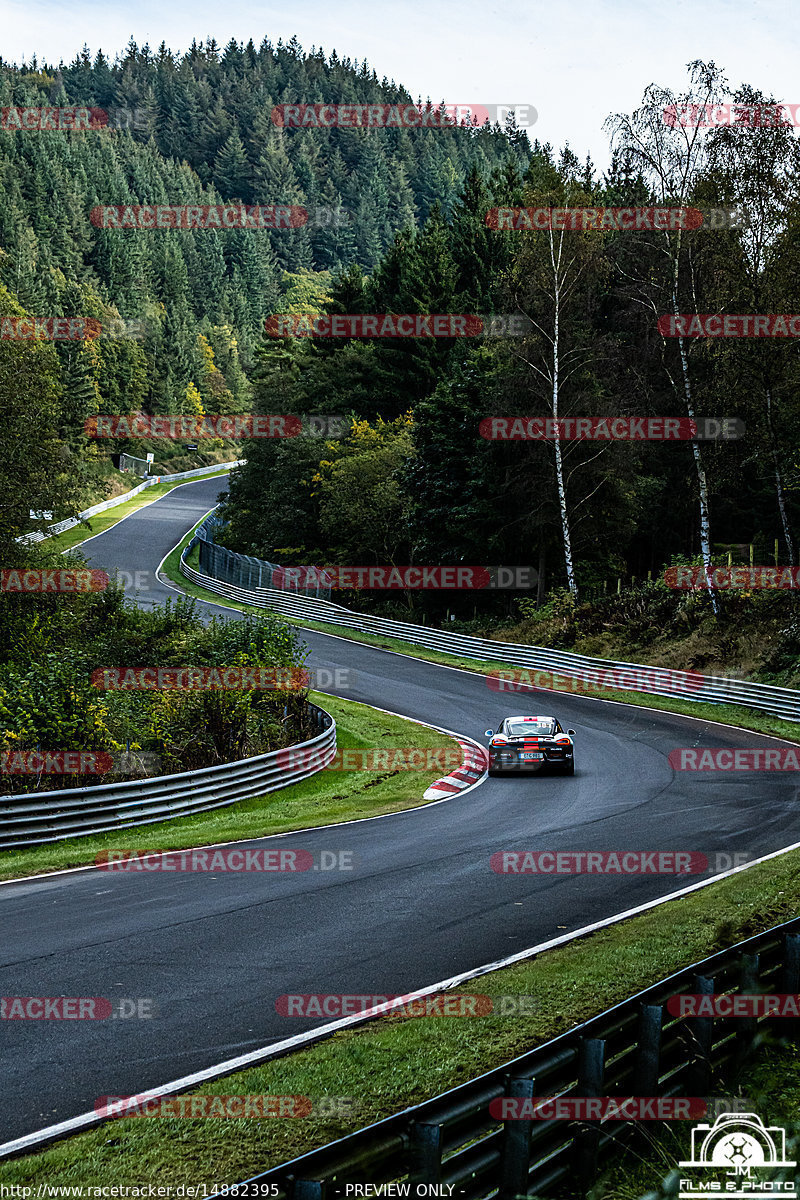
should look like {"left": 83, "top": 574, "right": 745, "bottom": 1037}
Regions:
{"left": 551, "top": 242, "right": 578, "bottom": 598}
{"left": 670, "top": 245, "right": 719, "bottom": 616}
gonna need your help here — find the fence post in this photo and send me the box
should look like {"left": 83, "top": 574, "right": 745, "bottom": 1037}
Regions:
{"left": 737, "top": 953, "right": 760, "bottom": 1060}
{"left": 575, "top": 1037, "right": 605, "bottom": 1191}
{"left": 781, "top": 933, "right": 800, "bottom": 1043}
{"left": 687, "top": 975, "right": 715, "bottom": 1096}
{"left": 498, "top": 1076, "right": 535, "bottom": 1200}
{"left": 408, "top": 1120, "right": 442, "bottom": 1183}
{"left": 635, "top": 1004, "right": 663, "bottom": 1094}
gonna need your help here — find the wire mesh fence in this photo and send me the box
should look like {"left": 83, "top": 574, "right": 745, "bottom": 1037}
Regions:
{"left": 193, "top": 513, "right": 332, "bottom": 599}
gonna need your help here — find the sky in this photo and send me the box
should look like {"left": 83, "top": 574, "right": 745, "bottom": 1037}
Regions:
{"left": 1, "top": 0, "right": 796, "bottom": 170}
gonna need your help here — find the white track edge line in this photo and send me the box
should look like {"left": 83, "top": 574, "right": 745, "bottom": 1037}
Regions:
{"left": 4, "top": 833, "right": 800, "bottom": 1160}
{"left": 60, "top": 475, "right": 233, "bottom": 555}
{"left": 3, "top": 490, "right": 799, "bottom": 1154}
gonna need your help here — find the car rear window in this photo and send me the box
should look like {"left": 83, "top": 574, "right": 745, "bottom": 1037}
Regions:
{"left": 506, "top": 719, "right": 556, "bottom": 737}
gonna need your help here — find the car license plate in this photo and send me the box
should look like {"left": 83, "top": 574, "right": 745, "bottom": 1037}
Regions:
{"left": 521, "top": 752, "right": 543, "bottom": 760}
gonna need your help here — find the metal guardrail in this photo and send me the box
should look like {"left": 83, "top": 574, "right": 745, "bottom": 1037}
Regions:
{"left": 180, "top": 518, "right": 800, "bottom": 724}
{"left": 18, "top": 460, "right": 243, "bottom": 545}
{"left": 222, "top": 918, "right": 800, "bottom": 1199}
{"left": 0, "top": 704, "right": 335, "bottom": 850}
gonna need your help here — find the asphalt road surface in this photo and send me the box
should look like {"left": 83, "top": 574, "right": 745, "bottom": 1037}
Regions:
{"left": 2, "top": 476, "right": 798, "bottom": 1144}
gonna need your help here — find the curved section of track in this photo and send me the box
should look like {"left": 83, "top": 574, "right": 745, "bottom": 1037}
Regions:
{"left": 2, "top": 476, "right": 798, "bottom": 1143}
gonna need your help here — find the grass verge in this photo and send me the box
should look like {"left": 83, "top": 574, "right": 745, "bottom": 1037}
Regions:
{"left": 162, "top": 526, "right": 800, "bottom": 745}
{"left": 3, "top": 832, "right": 800, "bottom": 1185}
{"left": 49, "top": 467, "right": 236, "bottom": 554}
{"left": 0, "top": 692, "right": 458, "bottom": 882}
{"left": 590, "top": 1040, "right": 800, "bottom": 1199}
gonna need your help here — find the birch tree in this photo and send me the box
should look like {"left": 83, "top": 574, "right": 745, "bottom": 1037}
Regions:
{"left": 503, "top": 151, "right": 610, "bottom": 599}
{"left": 605, "top": 61, "right": 728, "bottom": 613}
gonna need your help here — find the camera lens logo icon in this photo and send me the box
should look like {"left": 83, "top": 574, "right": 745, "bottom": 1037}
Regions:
{"left": 679, "top": 1111, "right": 795, "bottom": 1196}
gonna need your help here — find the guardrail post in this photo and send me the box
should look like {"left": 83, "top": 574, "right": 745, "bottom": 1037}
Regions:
{"left": 634, "top": 1004, "right": 663, "bottom": 1094}
{"left": 737, "top": 953, "right": 760, "bottom": 1059}
{"left": 781, "top": 933, "right": 800, "bottom": 1043}
{"left": 292, "top": 1181, "right": 325, "bottom": 1200}
{"left": 575, "top": 1037, "right": 605, "bottom": 1192}
{"left": 687, "top": 975, "right": 714, "bottom": 1097}
{"left": 498, "top": 1076, "right": 535, "bottom": 1199}
{"left": 408, "top": 1120, "right": 442, "bottom": 1183}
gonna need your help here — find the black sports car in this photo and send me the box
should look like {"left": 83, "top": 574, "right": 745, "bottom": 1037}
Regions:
{"left": 484, "top": 715, "right": 576, "bottom": 776}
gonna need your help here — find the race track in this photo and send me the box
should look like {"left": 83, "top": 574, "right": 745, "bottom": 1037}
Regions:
{"left": 2, "top": 476, "right": 797, "bottom": 1144}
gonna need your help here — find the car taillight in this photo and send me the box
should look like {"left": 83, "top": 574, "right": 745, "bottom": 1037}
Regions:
{"left": 555, "top": 737, "right": 571, "bottom": 745}
{"left": 491, "top": 737, "right": 508, "bottom": 746}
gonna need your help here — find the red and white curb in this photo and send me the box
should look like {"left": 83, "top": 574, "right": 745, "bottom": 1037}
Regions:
{"left": 424, "top": 739, "right": 489, "bottom": 799}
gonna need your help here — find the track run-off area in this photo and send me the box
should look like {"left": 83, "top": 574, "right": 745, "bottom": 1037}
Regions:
{"left": 2, "top": 474, "right": 798, "bottom": 1145}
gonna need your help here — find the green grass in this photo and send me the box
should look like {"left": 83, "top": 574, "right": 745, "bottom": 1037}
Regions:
{"left": 5, "top": 519, "right": 799, "bottom": 1187}
{"left": 3, "top": 830, "right": 800, "bottom": 1186}
{"left": 0, "top": 693, "right": 458, "bottom": 881}
{"left": 589, "top": 1041, "right": 800, "bottom": 1199}
{"left": 47, "top": 467, "right": 236, "bottom": 554}
{"left": 161, "top": 525, "right": 800, "bottom": 745}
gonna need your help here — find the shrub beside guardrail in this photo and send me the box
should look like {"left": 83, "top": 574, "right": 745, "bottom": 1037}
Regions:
{"left": 0, "top": 704, "right": 334, "bottom": 850}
